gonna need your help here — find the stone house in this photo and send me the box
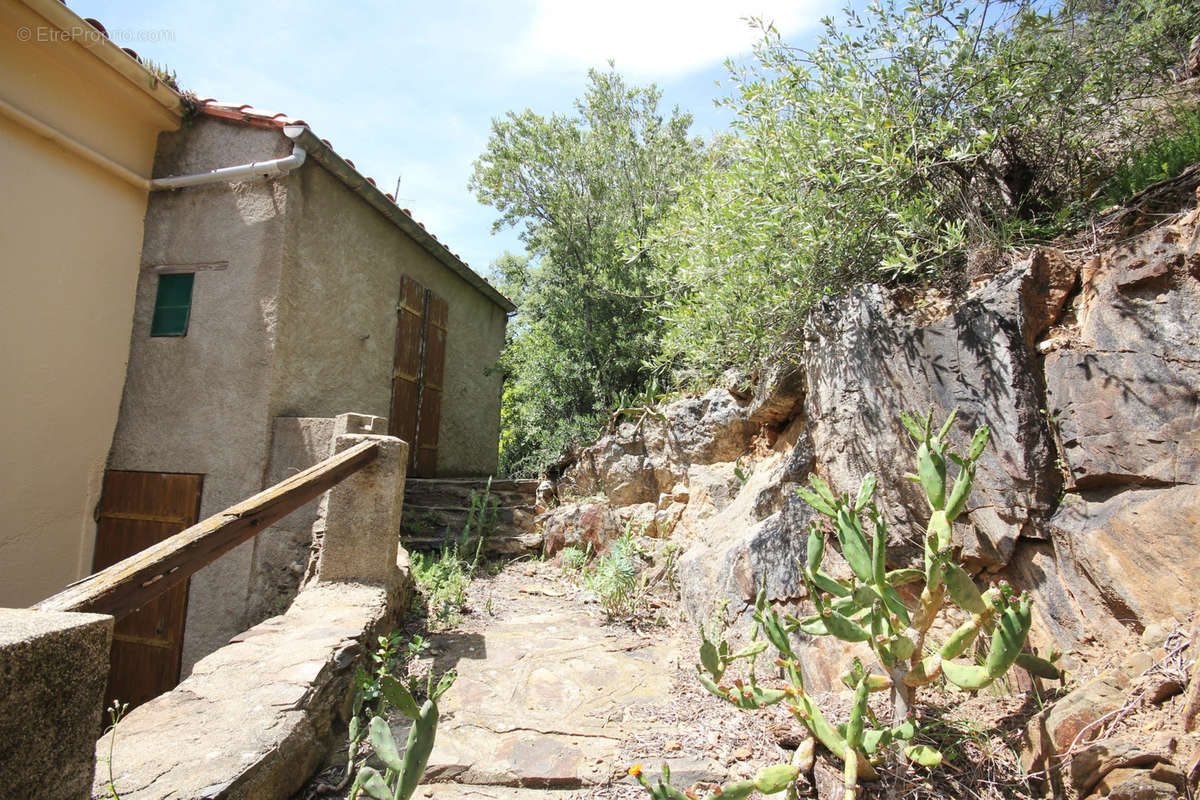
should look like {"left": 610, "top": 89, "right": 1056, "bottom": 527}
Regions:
{"left": 101, "top": 102, "right": 513, "bottom": 699}
{"left": 0, "top": 0, "right": 181, "bottom": 611}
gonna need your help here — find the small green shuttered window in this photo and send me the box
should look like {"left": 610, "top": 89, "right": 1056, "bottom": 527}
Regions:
{"left": 151, "top": 273, "right": 194, "bottom": 337}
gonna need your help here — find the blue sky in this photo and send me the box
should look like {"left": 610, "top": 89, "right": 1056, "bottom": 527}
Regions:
{"left": 80, "top": 0, "right": 838, "bottom": 278}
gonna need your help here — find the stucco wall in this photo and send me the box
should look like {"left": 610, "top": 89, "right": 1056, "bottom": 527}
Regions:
{"left": 278, "top": 159, "right": 507, "bottom": 476}
{"left": 246, "top": 416, "right": 336, "bottom": 626}
{"left": 108, "top": 119, "right": 291, "bottom": 669}
{"left": 109, "top": 117, "right": 506, "bottom": 672}
{"left": 0, "top": 1, "right": 178, "bottom": 607}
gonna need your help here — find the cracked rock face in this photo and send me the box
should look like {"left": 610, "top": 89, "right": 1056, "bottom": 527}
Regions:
{"left": 800, "top": 273, "right": 1060, "bottom": 569}
{"left": 1047, "top": 214, "right": 1200, "bottom": 491}
{"left": 1049, "top": 485, "right": 1200, "bottom": 636}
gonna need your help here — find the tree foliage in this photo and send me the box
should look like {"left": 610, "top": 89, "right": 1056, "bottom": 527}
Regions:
{"left": 475, "top": 1, "right": 1197, "bottom": 476}
{"left": 472, "top": 69, "right": 703, "bottom": 475}
{"left": 651, "top": 0, "right": 1200, "bottom": 375}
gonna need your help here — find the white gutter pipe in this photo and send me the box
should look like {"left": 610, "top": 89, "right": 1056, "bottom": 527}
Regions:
{"left": 0, "top": 95, "right": 306, "bottom": 192}
{"left": 149, "top": 145, "right": 306, "bottom": 190}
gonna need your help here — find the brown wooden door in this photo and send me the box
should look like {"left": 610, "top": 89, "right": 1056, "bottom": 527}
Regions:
{"left": 92, "top": 471, "right": 203, "bottom": 712}
{"left": 388, "top": 275, "right": 447, "bottom": 477}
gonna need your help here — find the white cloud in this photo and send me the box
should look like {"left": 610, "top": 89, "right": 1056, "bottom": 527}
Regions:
{"left": 512, "top": 0, "right": 826, "bottom": 78}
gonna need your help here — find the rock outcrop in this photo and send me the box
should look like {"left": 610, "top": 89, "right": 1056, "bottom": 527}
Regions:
{"left": 546, "top": 194, "right": 1200, "bottom": 693}
{"left": 1046, "top": 216, "right": 1200, "bottom": 490}
{"left": 800, "top": 267, "right": 1061, "bottom": 569}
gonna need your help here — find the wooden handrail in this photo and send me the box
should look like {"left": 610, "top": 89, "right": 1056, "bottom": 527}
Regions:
{"left": 35, "top": 440, "right": 380, "bottom": 619}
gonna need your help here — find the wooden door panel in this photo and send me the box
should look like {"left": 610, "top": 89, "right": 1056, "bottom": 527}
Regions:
{"left": 415, "top": 293, "right": 447, "bottom": 477}
{"left": 390, "top": 275, "right": 426, "bottom": 446}
{"left": 389, "top": 276, "right": 449, "bottom": 477}
{"left": 93, "top": 471, "right": 202, "bottom": 713}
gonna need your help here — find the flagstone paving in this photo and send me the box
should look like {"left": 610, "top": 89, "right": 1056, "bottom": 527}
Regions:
{"left": 296, "top": 560, "right": 783, "bottom": 800}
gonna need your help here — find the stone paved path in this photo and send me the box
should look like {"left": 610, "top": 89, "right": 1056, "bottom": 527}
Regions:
{"left": 387, "top": 562, "right": 751, "bottom": 800}
{"left": 296, "top": 559, "right": 782, "bottom": 800}
{"left": 423, "top": 608, "right": 673, "bottom": 788}
{"left": 408, "top": 615, "right": 667, "bottom": 800}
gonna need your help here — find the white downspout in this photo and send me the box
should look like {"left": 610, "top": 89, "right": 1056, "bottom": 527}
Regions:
{"left": 0, "top": 95, "right": 307, "bottom": 192}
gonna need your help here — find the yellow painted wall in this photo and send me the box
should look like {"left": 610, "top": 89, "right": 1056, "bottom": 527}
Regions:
{"left": 0, "top": 0, "right": 179, "bottom": 606}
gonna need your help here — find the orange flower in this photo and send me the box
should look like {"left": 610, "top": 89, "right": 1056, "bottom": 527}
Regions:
{"left": 628, "top": 764, "right": 643, "bottom": 777}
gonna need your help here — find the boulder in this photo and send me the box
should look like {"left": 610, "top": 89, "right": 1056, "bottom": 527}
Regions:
{"left": 747, "top": 357, "right": 807, "bottom": 425}
{"left": 1045, "top": 673, "right": 1128, "bottom": 751}
{"left": 1089, "top": 767, "right": 1182, "bottom": 800}
{"left": 678, "top": 492, "right": 815, "bottom": 626}
{"left": 685, "top": 462, "right": 743, "bottom": 519}
{"left": 660, "top": 389, "right": 759, "bottom": 465}
{"left": 539, "top": 502, "right": 622, "bottom": 557}
{"left": 1023, "top": 672, "right": 1131, "bottom": 781}
{"left": 559, "top": 389, "right": 756, "bottom": 511}
{"left": 801, "top": 272, "right": 1059, "bottom": 569}
{"left": 1019, "top": 246, "right": 1079, "bottom": 345}
{"left": 1049, "top": 485, "right": 1200, "bottom": 636}
{"left": 1068, "top": 733, "right": 1177, "bottom": 797}
{"left": 567, "top": 433, "right": 659, "bottom": 506}
{"left": 615, "top": 502, "right": 659, "bottom": 537}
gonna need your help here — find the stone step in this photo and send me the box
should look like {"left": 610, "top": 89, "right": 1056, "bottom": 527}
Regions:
{"left": 401, "top": 477, "right": 541, "bottom": 555}
{"left": 404, "top": 477, "right": 538, "bottom": 509}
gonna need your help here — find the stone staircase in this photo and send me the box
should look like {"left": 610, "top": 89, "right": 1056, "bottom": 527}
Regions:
{"left": 401, "top": 477, "right": 542, "bottom": 554}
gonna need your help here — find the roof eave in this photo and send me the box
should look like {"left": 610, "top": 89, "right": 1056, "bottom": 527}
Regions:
{"left": 21, "top": 0, "right": 182, "bottom": 117}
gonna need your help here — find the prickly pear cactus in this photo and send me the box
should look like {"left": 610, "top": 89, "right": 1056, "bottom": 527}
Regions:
{"left": 350, "top": 670, "right": 456, "bottom": 800}
{"left": 634, "top": 409, "right": 1060, "bottom": 800}
{"left": 630, "top": 762, "right": 801, "bottom": 800}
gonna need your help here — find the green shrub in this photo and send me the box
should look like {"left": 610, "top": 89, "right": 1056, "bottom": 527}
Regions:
{"left": 1104, "top": 105, "right": 1200, "bottom": 204}
{"left": 583, "top": 533, "right": 641, "bottom": 620}
{"left": 410, "top": 549, "right": 470, "bottom": 630}
{"left": 651, "top": 0, "right": 1200, "bottom": 376}
{"left": 559, "top": 544, "right": 591, "bottom": 572}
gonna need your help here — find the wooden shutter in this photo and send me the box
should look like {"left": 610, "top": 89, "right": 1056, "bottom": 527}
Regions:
{"left": 415, "top": 293, "right": 447, "bottom": 477}
{"left": 389, "top": 276, "right": 448, "bottom": 477}
{"left": 92, "top": 471, "right": 203, "bottom": 712}
{"left": 389, "top": 276, "right": 425, "bottom": 448}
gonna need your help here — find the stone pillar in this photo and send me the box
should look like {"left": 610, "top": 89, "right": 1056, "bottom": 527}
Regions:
{"left": 0, "top": 608, "right": 113, "bottom": 800}
{"left": 306, "top": 413, "right": 408, "bottom": 590}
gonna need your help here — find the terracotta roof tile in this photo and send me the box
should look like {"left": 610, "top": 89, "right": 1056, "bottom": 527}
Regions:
{"left": 199, "top": 103, "right": 306, "bottom": 129}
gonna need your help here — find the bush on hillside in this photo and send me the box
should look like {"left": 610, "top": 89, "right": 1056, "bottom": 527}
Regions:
{"left": 651, "top": 0, "right": 1200, "bottom": 376}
